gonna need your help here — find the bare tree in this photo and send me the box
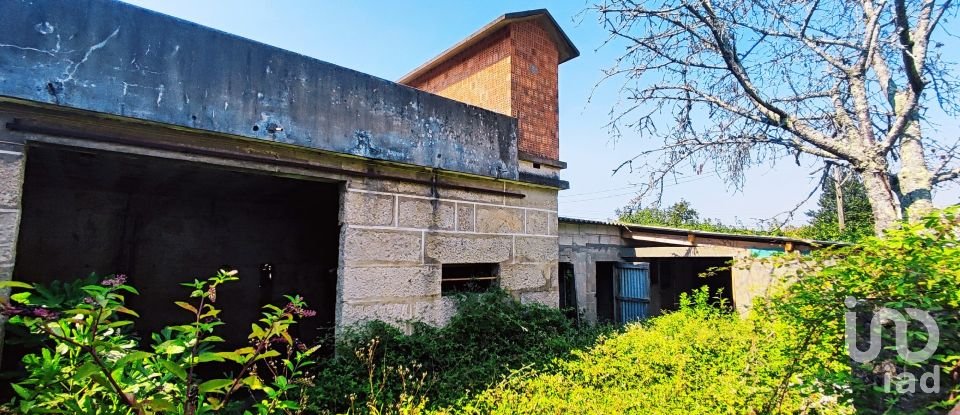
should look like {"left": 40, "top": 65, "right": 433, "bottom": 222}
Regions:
{"left": 593, "top": 0, "right": 959, "bottom": 234}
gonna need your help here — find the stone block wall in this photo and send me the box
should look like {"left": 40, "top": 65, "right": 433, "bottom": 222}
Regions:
{"left": 338, "top": 178, "right": 559, "bottom": 329}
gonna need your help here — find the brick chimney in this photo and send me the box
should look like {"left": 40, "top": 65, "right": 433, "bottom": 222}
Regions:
{"left": 399, "top": 10, "right": 578, "bottom": 178}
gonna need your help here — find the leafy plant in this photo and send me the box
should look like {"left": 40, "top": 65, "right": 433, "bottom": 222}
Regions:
{"left": 759, "top": 205, "right": 960, "bottom": 413}
{"left": 1, "top": 270, "right": 319, "bottom": 415}
{"left": 307, "top": 289, "right": 610, "bottom": 413}
{"left": 445, "top": 287, "right": 844, "bottom": 414}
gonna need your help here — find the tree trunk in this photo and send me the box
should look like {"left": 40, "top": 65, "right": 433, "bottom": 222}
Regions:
{"left": 896, "top": 123, "right": 934, "bottom": 221}
{"left": 861, "top": 168, "right": 902, "bottom": 235}
{"left": 893, "top": 91, "right": 935, "bottom": 222}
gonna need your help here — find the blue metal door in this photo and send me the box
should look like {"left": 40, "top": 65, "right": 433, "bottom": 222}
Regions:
{"left": 616, "top": 263, "right": 650, "bottom": 323}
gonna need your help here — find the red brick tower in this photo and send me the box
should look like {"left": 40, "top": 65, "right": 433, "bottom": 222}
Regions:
{"left": 399, "top": 10, "right": 578, "bottom": 186}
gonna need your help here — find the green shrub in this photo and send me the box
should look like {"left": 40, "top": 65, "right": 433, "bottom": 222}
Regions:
{"left": 1, "top": 270, "right": 319, "bottom": 415}
{"left": 760, "top": 206, "right": 960, "bottom": 413}
{"left": 306, "top": 289, "right": 609, "bottom": 413}
{"left": 445, "top": 288, "right": 843, "bottom": 414}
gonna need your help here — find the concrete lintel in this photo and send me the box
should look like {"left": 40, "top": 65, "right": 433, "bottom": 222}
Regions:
{"left": 620, "top": 246, "right": 741, "bottom": 258}
{"left": 622, "top": 230, "right": 694, "bottom": 246}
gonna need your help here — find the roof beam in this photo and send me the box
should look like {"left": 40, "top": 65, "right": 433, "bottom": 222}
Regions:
{"left": 620, "top": 246, "right": 741, "bottom": 258}
{"left": 621, "top": 230, "right": 695, "bottom": 246}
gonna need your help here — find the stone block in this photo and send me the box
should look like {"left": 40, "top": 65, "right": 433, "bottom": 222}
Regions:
{"left": 456, "top": 203, "right": 475, "bottom": 232}
{"left": 341, "top": 266, "right": 440, "bottom": 300}
{"left": 349, "top": 177, "right": 433, "bottom": 198}
{"left": 0, "top": 211, "right": 20, "bottom": 264}
{"left": 500, "top": 263, "right": 553, "bottom": 290}
{"left": 413, "top": 297, "right": 458, "bottom": 326}
{"left": 520, "top": 290, "right": 560, "bottom": 307}
{"left": 475, "top": 205, "right": 523, "bottom": 234}
{"left": 573, "top": 234, "right": 599, "bottom": 246}
{"left": 339, "top": 302, "right": 410, "bottom": 327}
{"left": 0, "top": 263, "right": 12, "bottom": 301}
{"left": 558, "top": 235, "right": 573, "bottom": 246}
{"left": 348, "top": 174, "right": 506, "bottom": 205}
{"left": 424, "top": 233, "right": 512, "bottom": 264}
{"left": 0, "top": 151, "right": 24, "bottom": 209}
{"left": 342, "top": 228, "right": 422, "bottom": 266}
{"left": 342, "top": 191, "right": 395, "bottom": 226}
{"left": 438, "top": 187, "right": 505, "bottom": 204}
{"left": 514, "top": 236, "right": 558, "bottom": 263}
{"left": 397, "top": 197, "right": 456, "bottom": 230}
{"left": 505, "top": 183, "right": 558, "bottom": 210}
{"left": 600, "top": 235, "right": 623, "bottom": 245}
{"left": 547, "top": 212, "right": 558, "bottom": 236}
{"left": 525, "top": 209, "right": 550, "bottom": 235}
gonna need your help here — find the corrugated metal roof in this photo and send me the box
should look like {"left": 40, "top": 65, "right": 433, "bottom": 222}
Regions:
{"left": 558, "top": 216, "right": 845, "bottom": 246}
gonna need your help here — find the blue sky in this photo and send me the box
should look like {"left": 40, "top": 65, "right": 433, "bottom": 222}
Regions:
{"left": 122, "top": 0, "right": 958, "bottom": 225}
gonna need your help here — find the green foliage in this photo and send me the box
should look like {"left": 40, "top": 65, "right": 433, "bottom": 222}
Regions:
{"left": 306, "top": 289, "right": 609, "bottom": 413}
{"left": 1, "top": 270, "right": 319, "bottom": 415}
{"left": 759, "top": 205, "right": 960, "bottom": 413}
{"left": 443, "top": 287, "right": 844, "bottom": 414}
{"left": 617, "top": 199, "right": 773, "bottom": 235}
{"left": 795, "top": 176, "right": 875, "bottom": 242}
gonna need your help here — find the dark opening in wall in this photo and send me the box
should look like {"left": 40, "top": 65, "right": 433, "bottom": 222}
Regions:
{"left": 595, "top": 261, "right": 617, "bottom": 323}
{"left": 652, "top": 257, "right": 733, "bottom": 313}
{"left": 558, "top": 262, "right": 577, "bottom": 320}
{"left": 441, "top": 263, "right": 498, "bottom": 295}
{"left": 6, "top": 145, "right": 341, "bottom": 371}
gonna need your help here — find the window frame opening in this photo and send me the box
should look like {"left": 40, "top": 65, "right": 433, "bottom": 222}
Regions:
{"left": 441, "top": 263, "right": 499, "bottom": 295}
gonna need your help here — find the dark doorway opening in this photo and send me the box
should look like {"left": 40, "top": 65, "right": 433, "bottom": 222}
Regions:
{"left": 595, "top": 262, "right": 617, "bottom": 324}
{"left": 5, "top": 145, "right": 341, "bottom": 369}
{"left": 651, "top": 257, "right": 733, "bottom": 313}
{"left": 558, "top": 262, "right": 577, "bottom": 321}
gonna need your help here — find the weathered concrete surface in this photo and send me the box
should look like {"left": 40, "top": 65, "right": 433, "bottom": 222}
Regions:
{"left": 0, "top": 210, "right": 21, "bottom": 265}
{"left": 424, "top": 233, "right": 513, "bottom": 264}
{"left": 0, "top": 0, "right": 519, "bottom": 180}
{"left": 456, "top": 204, "right": 475, "bottom": 232}
{"left": 475, "top": 205, "right": 524, "bottom": 234}
{"left": 341, "top": 192, "right": 395, "bottom": 227}
{"left": 0, "top": 151, "right": 25, "bottom": 209}
{"left": 500, "top": 263, "right": 553, "bottom": 290}
{"left": 341, "top": 228, "right": 423, "bottom": 267}
{"left": 397, "top": 197, "right": 456, "bottom": 230}
{"left": 340, "top": 266, "right": 440, "bottom": 300}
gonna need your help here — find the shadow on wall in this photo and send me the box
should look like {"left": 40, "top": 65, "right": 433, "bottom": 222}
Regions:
{"left": 6, "top": 145, "right": 341, "bottom": 369}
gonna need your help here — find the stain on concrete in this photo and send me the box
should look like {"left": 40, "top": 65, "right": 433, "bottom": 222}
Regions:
{"left": 0, "top": 0, "right": 519, "bottom": 180}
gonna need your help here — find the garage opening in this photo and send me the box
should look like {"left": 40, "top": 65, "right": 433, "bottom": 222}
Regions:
{"left": 6, "top": 145, "right": 341, "bottom": 365}
{"left": 650, "top": 257, "right": 733, "bottom": 313}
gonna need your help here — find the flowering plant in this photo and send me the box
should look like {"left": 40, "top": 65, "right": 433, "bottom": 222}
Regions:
{"left": 1, "top": 270, "right": 318, "bottom": 415}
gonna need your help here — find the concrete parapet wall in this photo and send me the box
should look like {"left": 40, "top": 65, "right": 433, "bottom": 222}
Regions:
{"left": 0, "top": 0, "right": 520, "bottom": 180}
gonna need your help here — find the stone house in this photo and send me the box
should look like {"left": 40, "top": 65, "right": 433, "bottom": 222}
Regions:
{"left": 0, "top": 0, "right": 833, "bottom": 368}
{"left": 0, "top": 0, "right": 577, "bottom": 360}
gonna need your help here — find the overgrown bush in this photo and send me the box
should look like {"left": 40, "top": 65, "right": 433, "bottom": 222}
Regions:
{"left": 760, "top": 206, "right": 960, "bottom": 413}
{"left": 443, "top": 288, "right": 844, "bottom": 414}
{"left": 1, "top": 270, "right": 319, "bottom": 415}
{"left": 306, "top": 289, "right": 609, "bottom": 413}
